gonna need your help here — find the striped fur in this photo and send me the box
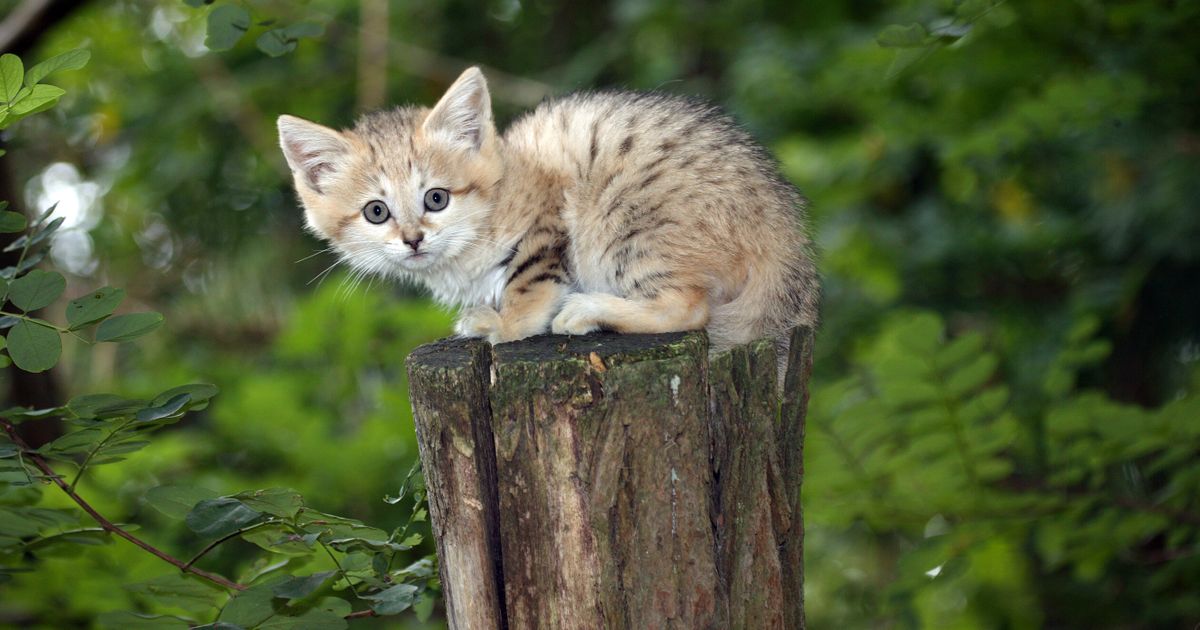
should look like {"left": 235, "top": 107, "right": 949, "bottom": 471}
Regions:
{"left": 278, "top": 67, "right": 819, "bottom": 351}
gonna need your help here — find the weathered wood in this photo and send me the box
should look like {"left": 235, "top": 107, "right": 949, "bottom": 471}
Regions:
{"left": 406, "top": 327, "right": 814, "bottom": 630}
{"left": 407, "top": 338, "right": 506, "bottom": 630}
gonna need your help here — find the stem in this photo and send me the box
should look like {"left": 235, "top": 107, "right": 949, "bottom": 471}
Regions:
{"left": 68, "top": 417, "right": 133, "bottom": 492}
{"left": 185, "top": 520, "right": 277, "bottom": 569}
{"left": 1, "top": 419, "right": 245, "bottom": 592}
{"left": 318, "top": 539, "right": 362, "bottom": 598}
{"left": 0, "top": 309, "right": 90, "bottom": 343}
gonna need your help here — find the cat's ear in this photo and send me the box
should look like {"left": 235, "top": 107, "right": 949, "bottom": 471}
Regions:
{"left": 423, "top": 67, "right": 494, "bottom": 151}
{"left": 277, "top": 115, "right": 350, "bottom": 194}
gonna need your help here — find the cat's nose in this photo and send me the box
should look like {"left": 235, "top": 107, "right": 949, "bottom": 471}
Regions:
{"left": 403, "top": 232, "right": 424, "bottom": 251}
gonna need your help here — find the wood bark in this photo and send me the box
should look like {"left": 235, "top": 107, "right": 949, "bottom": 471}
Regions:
{"left": 406, "top": 327, "right": 813, "bottom": 629}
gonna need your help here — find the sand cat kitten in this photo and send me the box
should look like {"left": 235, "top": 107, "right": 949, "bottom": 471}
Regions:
{"left": 277, "top": 67, "right": 818, "bottom": 352}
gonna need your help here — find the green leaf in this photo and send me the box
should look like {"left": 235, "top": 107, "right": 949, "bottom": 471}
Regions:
{"left": 96, "top": 611, "right": 190, "bottom": 630}
{"left": 151, "top": 383, "right": 219, "bottom": 409}
{"left": 186, "top": 498, "right": 263, "bottom": 538}
{"left": 362, "top": 583, "right": 419, "bottom": 615}
{"left": 9, "top": 269, "right": 66, "bottom": 312}
{"left": 219, "top": 583, "right": 279, "bottom": 628}
{"left": 241, "top": 523, "right": 317, "bottom": 556}
{"left": 956, "top": 0, "right": 994, "bottom": 19}
{"left": 95, "top": 312, "right": 164, "bottom": 342}
{"left": 8, "top": 84, "right": 65, "bottom": 117}
{"left": 206, "top": 5, "right": 251, "bottom": 51}
{"left": 0, "top": 211, "right": 25, "bottom": 233}
{"left": 183, "top": 0, "right": 209, "bottom": 7}
{"left": 126, "top": 573, "right": 223, "bottom": 610}
{"left": 0, "top": 405, "right": 63, "bottom": 423}
{"left": 136, "top": 393, "right": 192, "bottom": 423}
{"left": 271, "top": 571, "right": 335, "bottom": 600}
{"left": 66, "top": 286, "right": 125, "bottom": 329}
{"left": 0, "top": 54, "right": 23, "bottom": 102}
{"left": 256, "top": 30, "right": 297, "bottom": 57}
{"left": 257, "top": 609, "right": 346, "bottom": 630}
{"left": 66, "top": 393, "right": 143, "bottom": 419}
{"left": 24, "top": 49, "right": 90, "bottom": 87}
{"left": 876, "top": 23, "right": 929, "bottom": 48}
{"left": 413, "top": 592, "right": 434, "bottom": 622}
{"left": 283, "top": 22, "right": 323, "bottom": 39}
{"left": 144, "top": 484, "right": 221, "bottom": 520}
{"left": 234, "top": 488, "right": 305, "bottom": 518}
{"left": 6, "top": 320, "right": 61, "bottom": 372}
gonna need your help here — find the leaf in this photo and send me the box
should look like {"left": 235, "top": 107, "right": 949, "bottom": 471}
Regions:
{"left": 144, "top": 484, "right": 221, "bottom": 519}
{"left": 186, "top": 498, "right": 263, "bottom": 538}
{"left": 0, "top": 405, "right": 63, "bottom": 423}
{"left": 126, "top": 573, "right": 223, "bottom": 610}
{"left": 136, "top": 393, "right": 192, "bottom": 423}
{"left": 362, "top": 583, "right": 419, "bottom": 615}
{"left": 96, "top": 611, "right": 191, "bottom": 630}
{"left": 6, "top": 320, "right": 60, "bottom": 372}
{"left": 8, "top": 84, "right": 65, "bottom": 116}
{"left": 241, "top": 523, "right": 317, "bottom": 556}
{"left": 95, "top": 312, "right": 164, "bottom": 342}
{"left": 282, "top": 22, "right": 323, "bottom": 39}
{"left": 66, "top": 393, "right": 143, "bottom": 419}
{"left": 66, "top": 286, "right": 125, "bottom": 329}
{"left": 0, "top": 211, "right": 25, "bottom": 233}
{"left": 876, "top": 23, "right": 929, "bottom": 48}
{"left": 9, "top": 269, "right": 66, "bottom": 312}
{"left": 219, "top": 583, "right": 279, "bottom": 628}
{"left": 956, "top": 0, "right": 994, "bottom": 19}
{"left": 151, "top": 383, "right": 219, "bottom": 410}
{"left": 271, "top": 571, "right": 335, "bottom": 599}
{"left": 0, "top": 54, "right": 22, "bottom": 102}
{"left": 206, "top": 5, "right": 251, "bottom": 51}
{"left": 24, "top": 49, "right": 90, "bottom": 87}
{"left": 257, "top": 609, "right": 346, "bottom": 629}
{"left": 234, "top": 488, "right": 305, "bottom": 518}
{"left": 256, "top": 30, "right": 297, "bottom": 57}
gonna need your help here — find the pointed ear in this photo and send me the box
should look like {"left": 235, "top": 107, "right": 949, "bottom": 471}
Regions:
{"left": 423, "top": 67, "right": 493, "bottom": 151}
{"left": 277, "top": 115, "right": 350, "bottom": 194}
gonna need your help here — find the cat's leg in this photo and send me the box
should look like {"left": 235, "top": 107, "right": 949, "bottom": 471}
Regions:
{"left": 551, "top": 287, "right": 710, "bottom": 336}
{"left": 456, "top": 280, "right": 569, "bottom": 344}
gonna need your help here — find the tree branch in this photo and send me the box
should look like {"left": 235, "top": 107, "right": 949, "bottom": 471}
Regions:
{"left": 1, "top": 418, "right": 246, "bottom": 592}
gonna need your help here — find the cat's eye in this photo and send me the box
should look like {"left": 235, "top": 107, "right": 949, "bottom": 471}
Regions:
{"left": 362, "top": 200, "right": 390, "bottom": 224}
{"left": 424, "top": 188, "right": 450, "bottom": 212}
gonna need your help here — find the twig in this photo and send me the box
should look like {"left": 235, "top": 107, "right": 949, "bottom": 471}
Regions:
{"left": 185, "top": 520, "right": 277, "bottom": 570}
{"left": 1, "top": 419, "right": 246, "bottom": 592}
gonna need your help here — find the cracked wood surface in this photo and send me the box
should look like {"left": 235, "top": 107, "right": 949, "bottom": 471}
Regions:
{"left": 407, "top": 328, "right": 813, "bottom": 629}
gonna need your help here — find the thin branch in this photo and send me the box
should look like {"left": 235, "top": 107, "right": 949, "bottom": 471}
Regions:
{"left": 1, "top": 419, "right": 246, "bottom": 592}
{"left": 185, "top": 520, "right": 277, "bottom": 570}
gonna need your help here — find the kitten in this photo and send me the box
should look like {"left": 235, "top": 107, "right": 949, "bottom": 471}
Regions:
{"left": 277, "top": 67, "right": 818, "bottom": 355}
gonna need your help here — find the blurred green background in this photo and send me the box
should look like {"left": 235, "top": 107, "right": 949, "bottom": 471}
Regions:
{"left": 2, "top": 0, "right": 1199, "bottom": 627}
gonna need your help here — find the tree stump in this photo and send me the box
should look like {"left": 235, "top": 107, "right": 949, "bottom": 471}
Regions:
{"left": 406, "top": 327, "right": 813, "bottom": 629}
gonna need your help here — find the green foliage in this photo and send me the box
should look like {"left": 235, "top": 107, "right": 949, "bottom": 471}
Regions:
{"left": 806, "top": 311, "right": 1200, "bottom": 627}
{"left": 0, "top": 49, "right": 89, "bottom": 130}
{"left": 197, "top": 2, "right": 323, "bottom": 57}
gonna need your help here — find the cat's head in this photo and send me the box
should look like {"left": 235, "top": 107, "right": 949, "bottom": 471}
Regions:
{"left": 277, "top": 67, "right": 502, "bottom": 276}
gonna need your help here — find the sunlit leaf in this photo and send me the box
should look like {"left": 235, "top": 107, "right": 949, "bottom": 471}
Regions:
{"left": 8, "top": 84, "right": 65, "bottom": 117}
{"left": 24, "top": 49, "right": 90, "bottom": 87}
{"left": 0, "top": 54, "right": 22, "bottom": 102}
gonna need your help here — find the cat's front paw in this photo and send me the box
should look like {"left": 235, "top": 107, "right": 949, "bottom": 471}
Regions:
{"left": 455, "top": 306, "right": 503, "bottom": 341}
{"left": 551, "top": 294, "right": 605, "bottom": 336}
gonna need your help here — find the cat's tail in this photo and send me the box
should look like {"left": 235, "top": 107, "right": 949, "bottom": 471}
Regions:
{"left": 706, "top": 251, "right": 819, "bottom": 381}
